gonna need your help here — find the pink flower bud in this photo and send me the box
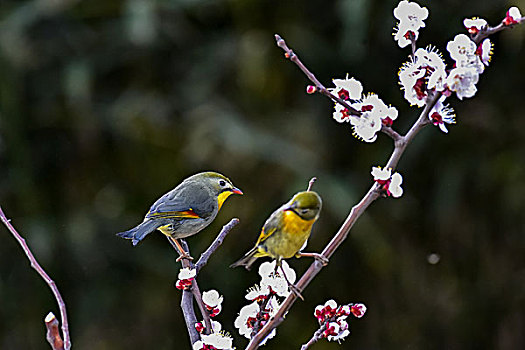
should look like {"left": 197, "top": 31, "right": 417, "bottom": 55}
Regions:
{"left": 350, "top": 303, "right": 367, "bottom": 318}
{"left": 306, "top": 85, "right": 317, "bottom": 94}
{"left": 195, "top": 322, "right": 205, "bottom": 333}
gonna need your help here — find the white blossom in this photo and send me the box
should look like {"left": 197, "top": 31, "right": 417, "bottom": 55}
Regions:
{"left": 327, "top": 319, "right": 350, "bottom": 342}
{"left": 445, "top": 67, "right": 479, "bottom": 100}
{"left": 393, "top": 22, "right": 419, "bottom": 48}
{"left": 177, "top": 267, "right": 196, "bottom": 280}
{"left": 394, "top": 0, "right": 429, "bottom": 29}
{"left": 504, "top": 7, "right": 522, "bottom": 25}
{"left": 202, "top": 290, "right": 223, "bottom": 309}
{"left": 330, "top": 74, "right": 363, "bottom": 100}
{"left": 463, "top": 17, "right": 487, "bottom": 34}
{"left": 478, "top": 38, "right": 493, "bottom": 66}
{"left": 372, "top": 167, "right": 403, "bottom": 198}
{"left": 392, "top": 0, "right": 428, "bottom": 48}
{"left": 194, "top": 332, "right": 233, "bottom": 350}
{"left": 259, "top": 260, "right": 296, "bottom": 297}
{"left": 390, "top": 173, "right": 404, "bottom": 198}
{"left": 447, "top": 34, "right": 482, "bottom": 73}
{"left": 429, "top": 96, "right": 456, "bottom": 133}
{"left": 332, "top": 103, "right": 351, "bottom": 123}
{"left": 371, "top": 167, "right": 392, "bottom": 181}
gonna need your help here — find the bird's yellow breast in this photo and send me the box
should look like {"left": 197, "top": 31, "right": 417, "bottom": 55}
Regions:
{"left": 259, "top": 210, "right": 315, "bottom": 259}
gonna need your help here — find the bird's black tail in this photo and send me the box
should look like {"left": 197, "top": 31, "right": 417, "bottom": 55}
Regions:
{"left": 230, "top": 247, "right": 259, "bottom": 271}
{"left": 116, "top": 220, "right": 159, "bottom": 246}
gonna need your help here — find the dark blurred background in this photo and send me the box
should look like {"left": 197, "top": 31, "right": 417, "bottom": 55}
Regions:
{"left": 1, "top": 0, "right": 524, "bottom": 349}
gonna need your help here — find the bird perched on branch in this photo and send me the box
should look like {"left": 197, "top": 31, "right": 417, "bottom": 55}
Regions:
{"left": 117, "top": 171, "right": 242, "bottom": 259}
{"left": 230, "top": 191, "right": 325, "bottom": 271}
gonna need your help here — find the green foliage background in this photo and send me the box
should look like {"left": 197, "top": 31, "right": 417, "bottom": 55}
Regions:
{"left": 1, "top": 0, "right": 524, "bottom": 349}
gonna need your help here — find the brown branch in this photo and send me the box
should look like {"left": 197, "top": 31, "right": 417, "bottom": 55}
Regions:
{"left": 180, "top": 289, "right": 200, "bottom": 344}
{"left": 45, "top": 312, "right": 64, "bottom": 350}
{"left": 381, "top": 124, "right": 403, "bottom": 142}
{"left": 0, "top": 207, "right": 71, "bottom": 350}
{"left": 169, "top": 218, "right": 239, "bottom": 346}
{"left": 274, "top": 34, "right": 361, "bottom": 116}
{"left": 195, "top": 218, "right": 240, "bottom": 273}
{"left": 167, "top": 236, "right": 213, "bottom": 341}
{"left": 472, "top": 17, "right": 525, "bottom": 44}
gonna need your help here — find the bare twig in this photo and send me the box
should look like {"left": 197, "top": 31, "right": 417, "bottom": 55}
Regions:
{"left": 301, "top": 325, "right": 325, "bottom": 350}
{"left": 45, "top": 312, "right": 64, "bottom": 350}
{"left": 274, "top": 34, "right": 361, "bottom": 116}
{"left": 306, "top": 177, "right": 317, "bottom": 191}
{"left": 0, "top": 207, "right": 71, "bottom": 350}
{"left": 196, "top": 218, "right": 240, "bottom": 273}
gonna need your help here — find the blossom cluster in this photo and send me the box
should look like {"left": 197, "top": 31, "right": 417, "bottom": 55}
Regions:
{"left": 192, "top": 325, "right": 233, "bottom": 350}
{"left": 312, "top": 299, "right": 367, "bottom": 343}
{"left": 330, "top": 75, "right": 398, "bottom": 143}
{"left": 234, "top": 261, "right": 296, "bottom": 345}
{"left": 175, "top": 268, "right": 234, "bottom": 349}
{"left": 193, "top": 290, "right": 235, "bottom": 349}
{"left": 395, "top": 1, "right": 522, "bottom": 133}
{"left": 372, "top": 166, "right": 403, "bottom": 198}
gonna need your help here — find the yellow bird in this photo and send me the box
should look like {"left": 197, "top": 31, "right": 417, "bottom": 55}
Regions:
{"left": 230, "top": 191, "right": 324, "bottom": 271}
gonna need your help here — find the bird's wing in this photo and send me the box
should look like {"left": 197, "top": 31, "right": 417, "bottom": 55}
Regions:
{"left": 255, "top": 209, "right": 282, "bottom": 245}
{"left": 146, "top": 181, "right": 214, "bottom": 219}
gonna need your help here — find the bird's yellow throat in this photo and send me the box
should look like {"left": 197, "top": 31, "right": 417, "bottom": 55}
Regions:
{"left": 217, "top": 191, "right": 234, "bottom": 210}
{"left": 282, "top": 210, "right": 315, "bottom": 234}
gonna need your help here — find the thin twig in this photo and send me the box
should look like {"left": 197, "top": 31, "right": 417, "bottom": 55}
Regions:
{"left": 0, "top": 207, "right": 71, "bottom": 350}
{"left": 306, "top": 177, "right": 317, "bottom": 191}
{"left": 195, "top": 218, "right": 240, "bottom": 273}
{"left": 274, "top": 34, "right": 361, "bottom": 116}
{"left": 472, "top": 17, "right": 525, "bottom": 44}
{"left": 301, "top": 325, "right": 326, "bottom": 350}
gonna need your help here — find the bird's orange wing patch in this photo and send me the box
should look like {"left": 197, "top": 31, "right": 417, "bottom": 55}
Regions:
{"left": 146, "top": 209, "right": 200, "bottom": 220}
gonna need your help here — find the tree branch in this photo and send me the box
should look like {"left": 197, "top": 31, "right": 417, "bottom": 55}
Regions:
{"left": 0, "top": 207, "right": 71, "bottom": 350}
{"left": 274, "top": 34, "right": 361, "bottom": 116}
{"left": 167, "top": 236, "right": 213, "bottom": 340}
{"left": 301, "top": 325, "right": 325, "bottom": 350}
{"left": 195, "top": 218, "right": 240, "bottom": 273}
{"left": 472, "top": 17, "right": 525, "bottom": 44}
{"left": 169, "top": 218, "right": 239, "bottom": 346}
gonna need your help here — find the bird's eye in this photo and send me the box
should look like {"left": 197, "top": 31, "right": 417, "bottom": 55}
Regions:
{"left": 300, "top": 209, "right": 309, "bottom": 215}
{"left": 219, "top": 180, "right": 226, "bottom": 187}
